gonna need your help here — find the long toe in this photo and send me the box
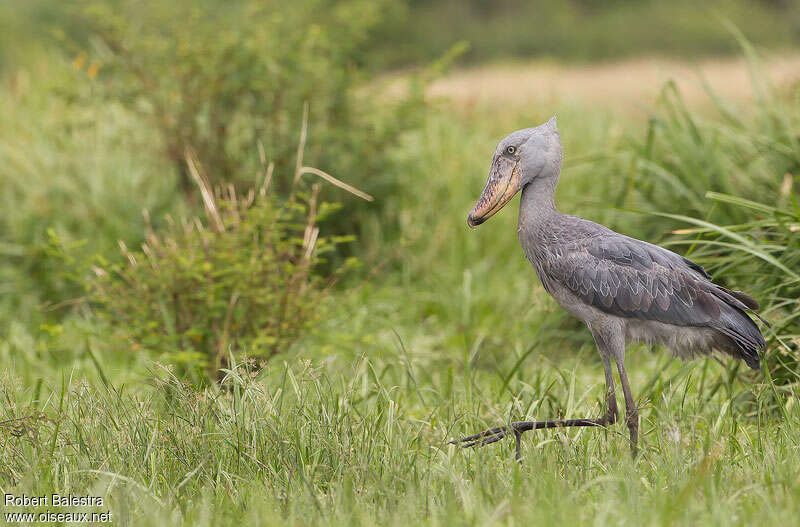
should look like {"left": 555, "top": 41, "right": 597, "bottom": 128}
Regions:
{"left": 450, "top": 426, "right": 509, "bottom": 448}
{"left": 461, "top": 431, "right": 507, "bottom": 448}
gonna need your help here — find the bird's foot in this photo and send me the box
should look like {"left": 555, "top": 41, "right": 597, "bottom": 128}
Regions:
{"left": 449, "top": 423, "right": 527, "bottom": 460}
{"left": 448, "top": 425, "right": 516, "bottom": 449}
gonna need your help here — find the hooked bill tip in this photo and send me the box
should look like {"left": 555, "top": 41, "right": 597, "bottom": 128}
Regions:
{"left": 467, "top": 213, "right": 483, "bottom": 229}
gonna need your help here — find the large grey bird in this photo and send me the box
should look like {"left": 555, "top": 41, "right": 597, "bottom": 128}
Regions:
{"left": 451, "top": 117, "right": 767, "bottom": 458}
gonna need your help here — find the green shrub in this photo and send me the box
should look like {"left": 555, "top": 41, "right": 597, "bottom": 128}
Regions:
{"left": 2, "top": 0, "right": 427, "bottom": 331}
{"left": 86, "top": 150, "right": 360, "bottom": 382}
{"left": 68, "top": 0, "right": 421, "bottom": 205}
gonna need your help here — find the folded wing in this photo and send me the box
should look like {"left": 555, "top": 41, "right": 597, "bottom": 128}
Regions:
{"left": 541, "top": 233, "right": 766, "bottom": 369}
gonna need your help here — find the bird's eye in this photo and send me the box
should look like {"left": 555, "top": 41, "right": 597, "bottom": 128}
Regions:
{"left": 505, "top": 146, "right": 516, "bottom": 155}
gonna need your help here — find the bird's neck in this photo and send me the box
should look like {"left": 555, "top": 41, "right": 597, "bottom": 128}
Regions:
{"left": 518, "top": 176, "right": 560, "bottom": 231}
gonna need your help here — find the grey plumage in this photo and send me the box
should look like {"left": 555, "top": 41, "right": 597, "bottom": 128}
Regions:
{"left": 454, "top": 117, "right": 768, "bottom": 457}
{"left": 523, "top": 215, "right": 765, "bottom": 369}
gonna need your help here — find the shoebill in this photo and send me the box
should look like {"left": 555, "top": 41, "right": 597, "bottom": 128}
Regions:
{"left": 451, "top": 117, "right": 767, "bottom": 458}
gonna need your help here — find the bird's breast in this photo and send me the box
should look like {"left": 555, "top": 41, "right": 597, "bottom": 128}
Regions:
{"left": 518, "top": 228, "right": 556, "bottom": 295}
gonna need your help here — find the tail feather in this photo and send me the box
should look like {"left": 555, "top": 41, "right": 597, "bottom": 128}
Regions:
{"left": 714, "top": 285, "right": 771, "bottom": 327}
{"left": 712, "top": 302, "right": 766, "bottom": 371}
{"left": 728, "top": 289, "right": 760, "bottom": 310}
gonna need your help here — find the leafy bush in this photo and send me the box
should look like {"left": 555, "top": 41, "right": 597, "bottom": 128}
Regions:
{"left": 2, "top": 0, "right": 426, "bottom": 331}
{"left": 86, "top": 150, "right": 361, "bottom": 382}
{"left": 69, "top": 0, "right": 421, "bottom": 205}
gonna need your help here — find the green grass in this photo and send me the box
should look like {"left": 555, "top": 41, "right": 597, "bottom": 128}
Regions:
{"left": 2, "top": 344, "right": 797, "bottom": 526}
{"left": 2, "top": 43, "right": 800, "bottom": 526}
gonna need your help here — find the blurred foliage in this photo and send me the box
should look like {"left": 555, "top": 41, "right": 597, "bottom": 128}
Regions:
{"left": 74, "top": 156, "right": 357, "bottom": 382}
{"left": 618, "top": 78, "right": 799, "bottom": 238}
{"left": 369, "top": 0, "right": 800, "bottom": 68}
{"left": 67, "top": 0, "right": 423, "bottom": 202}
{"left": 0, "top": 62, "right": 184, "bottom": 328}
{"left": 0, "top": 0, "right": 426, "bottom": 329}
{"left": 7, "top": 1, "right": 800, "bottom": 75}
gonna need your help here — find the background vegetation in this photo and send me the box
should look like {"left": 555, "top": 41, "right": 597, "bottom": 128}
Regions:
{"left": 1, "top": 0, "right": 799, "bottom": 525}
{"left": 369, "top": 0, "right": 800, "bottom": 68}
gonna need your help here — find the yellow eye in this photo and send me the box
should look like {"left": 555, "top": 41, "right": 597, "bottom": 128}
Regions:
{"left": 505, "top": 146, "right": 516, "bottom": 155}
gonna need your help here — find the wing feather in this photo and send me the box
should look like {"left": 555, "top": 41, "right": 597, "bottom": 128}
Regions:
{"left": 540, "top": 233, "right": 748, "bottom": 328}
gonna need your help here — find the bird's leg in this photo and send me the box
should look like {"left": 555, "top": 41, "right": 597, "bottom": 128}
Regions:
{"left": 616, "top": 357, "right": 639, "bottom": 457}
{"left": 450, "top": 356, "right": 618, "bottom": 459}
{"left": 600, "top": 353, "right": 619, "bottom": 426}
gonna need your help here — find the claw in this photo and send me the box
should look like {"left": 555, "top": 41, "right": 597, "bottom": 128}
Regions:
{"left": 449, "top": 426, "right": 511, "bottom": 449}
{"left": 462, "top": 432, "right": 507, "bottom": 448}
{"left": 448, "top": 425, "right": 507, "bottom": 445}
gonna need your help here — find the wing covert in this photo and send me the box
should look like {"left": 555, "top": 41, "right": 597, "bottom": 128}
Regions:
{"left": 542, "top": 234, "right": 720, "bottom": 327}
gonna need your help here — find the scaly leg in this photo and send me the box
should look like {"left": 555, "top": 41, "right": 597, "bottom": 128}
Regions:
{"left": 616, "top": 356, "right": 639, "bottom": 457}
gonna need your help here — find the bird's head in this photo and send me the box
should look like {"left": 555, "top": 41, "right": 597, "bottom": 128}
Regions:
{"left": 467, "top": 117, "right": 562, "bottom": 228}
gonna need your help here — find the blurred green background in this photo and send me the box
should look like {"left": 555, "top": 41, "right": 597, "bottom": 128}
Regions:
{"left": 1, "top": 1, "right": 800, "bottom": 525}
